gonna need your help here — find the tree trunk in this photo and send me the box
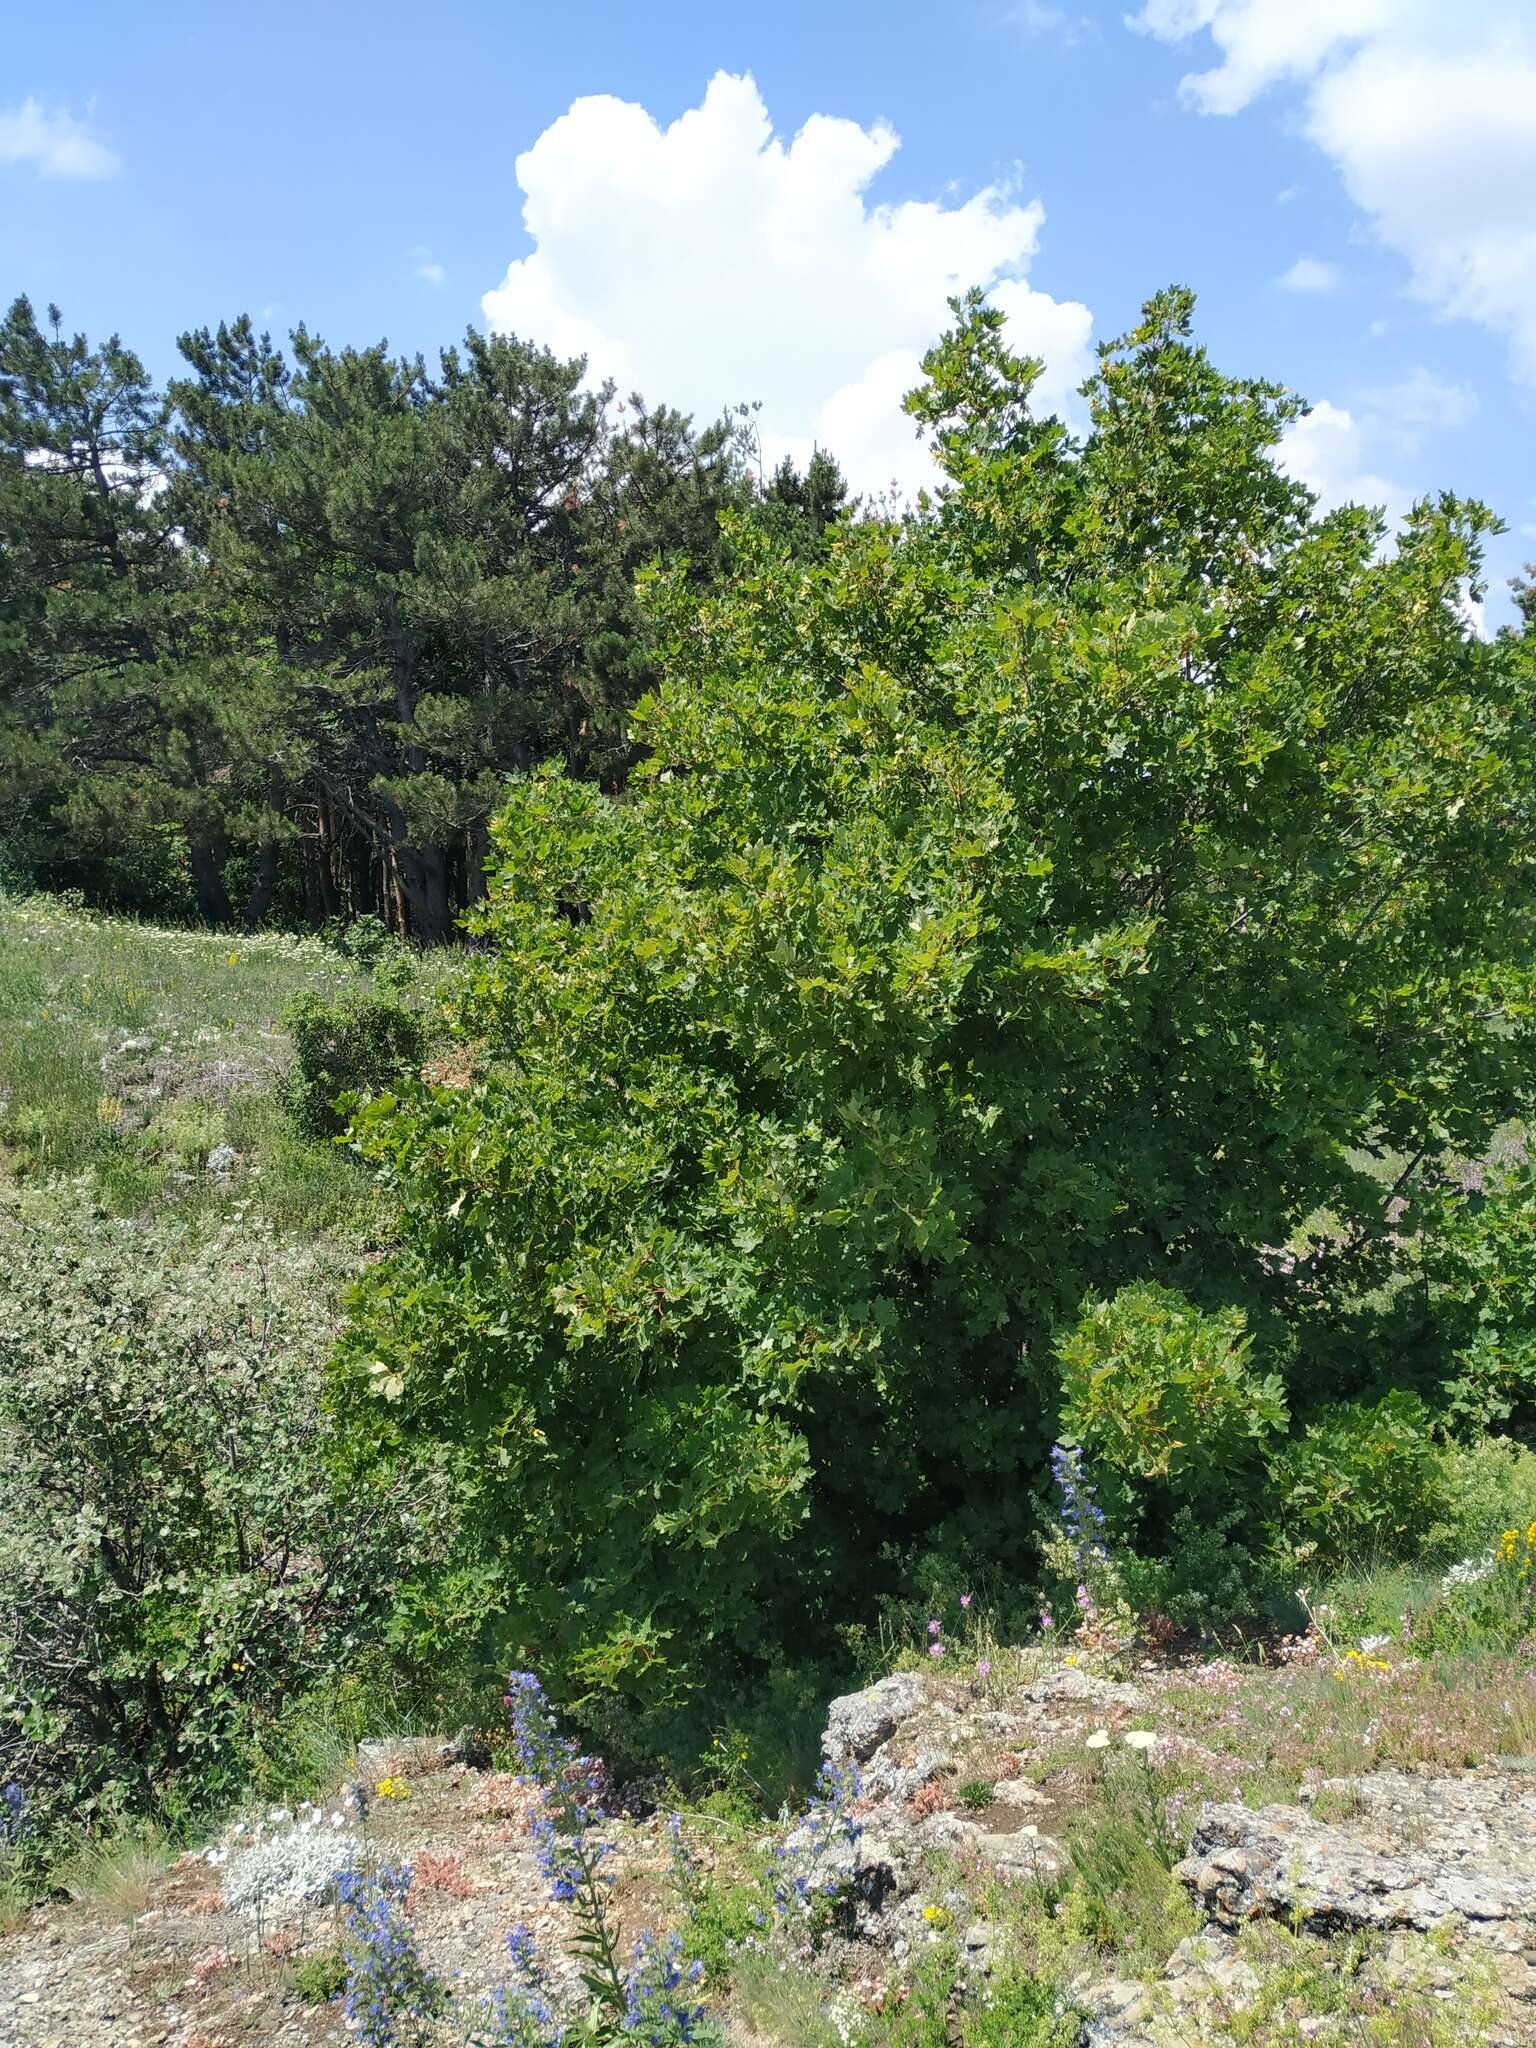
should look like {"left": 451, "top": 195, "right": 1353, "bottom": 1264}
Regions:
{"left": 244, "top": 839, "right": 280, "bottom": 927}
{"left": 188, "top": 840, "right": 233, "bottom": 926}
{"left": 397, "top": 843, "right": 451, "bottom": 945}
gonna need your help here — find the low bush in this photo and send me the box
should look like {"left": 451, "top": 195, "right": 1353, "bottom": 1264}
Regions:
{"left": 284, "top": 989, "right": 428, "bottom": 1140}
{"left": 0, "top": 1191, "right": 454, "bottom": 1838}
{"left": 1266, "top": 1391, "right": 1448, "bottom": 1578}
{"left": 1055, "top": 1284, "right": 1289, "bottom": 1549}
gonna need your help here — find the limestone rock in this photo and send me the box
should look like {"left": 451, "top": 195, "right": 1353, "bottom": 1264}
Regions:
{"left": 1176, "top": 1770, "right": 1536, "bottom": 1999}
{"left": 1025, "top": 1667, "right": 1148, "bottom": 1713}
{"left": 821, "top": 1673, "right": 929, "bottom": 1766}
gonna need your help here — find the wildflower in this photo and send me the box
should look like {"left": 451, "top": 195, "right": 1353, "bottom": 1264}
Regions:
{"left": 1085, "top": 1729, "right": 1111, "bottom": 1750}
{"left": 927, "top": 1618, "right": 942, "bottom": 1637}
{"left": 375, "top": 1775, "right": 412, "bottom": 1801}
{"left": 1040, "top": 1612, "right": 1055, "bottom": 1631}
{"left": 928, "top": 1642, "right": 945, "bottom": 1658}
{"left": 1123, "top": 1730, "right": 1157, "bottom": 1752}
{"left": 976, "top": 1659, "right": 992, "bottom": 1678}
{"left": 960, "top": 1594, "right": 973, "bottom": 1610}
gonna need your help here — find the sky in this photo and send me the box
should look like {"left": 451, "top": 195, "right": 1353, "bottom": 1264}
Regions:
{"left": 4, "top": 0, "right": 1533, "bottom": 621}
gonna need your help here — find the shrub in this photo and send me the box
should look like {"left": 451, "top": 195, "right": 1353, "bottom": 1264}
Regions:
{"left": 1426, "top": 1154, "right": 1536, "bottom": 1433}
{"left": 0, "top": 1191, "right": 451, "bottom": 1834}
{"left": 1265, "top": 1391, "right": 1448, "bottom": 1576}
{"left": 1055, "top": 1284, "right": 1288, "bottom": 1546}
{"left": 284, "top": 989, "right": 427, "bottom": 1140}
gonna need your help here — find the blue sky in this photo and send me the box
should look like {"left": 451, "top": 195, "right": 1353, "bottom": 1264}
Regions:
{"left": 5, "top": 0, "right": 1533, "bottom": 620}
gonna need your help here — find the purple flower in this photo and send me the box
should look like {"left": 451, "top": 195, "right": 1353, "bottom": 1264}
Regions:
{"left": 1040, "top": 1612, "right": 1055, "bottom": 1630}
{"left": 976, "top": 1659, "right": 992, "bottom": 1678}
{"left": 928, "top": 1642, "right": 945, "bottom": 1658}
{"left": 960, "top": 1594, "right": 972, "bottom": 1610}
{"left": 927, "top": 1618, "right": 941, "bottom": 1636}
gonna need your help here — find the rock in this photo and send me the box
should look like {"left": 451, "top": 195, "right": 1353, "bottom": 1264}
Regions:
{"left": 861, "top": 1744, "right": 954, "bottom": 1802}
{"left": 822, "top": 1673, "right": 929, "bottom": 1766}
{"left": 1076, "top": 1975, "right": 1154, "bottom": 2047}
{"left": 1176, "top": 1770, "right": 1536, "bottom": 1992}
{"left": 1162, "top": 1931, "right": 1260, "bottom": 2008}
{"left": 1025, "top": 1667, "right": 1148, "bottom": 1712}
{"left": 356, "top": 1734, "right": 446, "bottom": 1777}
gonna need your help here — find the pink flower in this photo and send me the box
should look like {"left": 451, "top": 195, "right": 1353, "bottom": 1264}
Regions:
{"left": 976, "top": 1659, "right": 992, "bottom": 1678}
{"left": 960, "top": 1594, "right": 972, "bottom": 1609}
{"left": 1040, "top": 1613, "right": 1055, "bottom": 1630}
{"left": 927, "top": 1618, "right": 941, "bottom": 1636}
{"left": 929, "top": 1642, "right": 945, "bottom": 1658}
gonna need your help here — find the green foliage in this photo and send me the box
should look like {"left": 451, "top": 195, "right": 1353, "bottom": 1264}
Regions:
{"left": 956, "top": 1779, "right": 994, "bottom": 1811}
{"left": 1266, "top": 1392, "right": 1448, "bottom": 1576}
{"left": 1056, "top": 1284, "right": 1288, "bottom": 1542}
{"left": 338, "top": 286, "right": 1536, "bottom": 1706}
{"left": 1065, "top": 1760, "right": 1192, "bottom": 1961}
{"left": 1426, "top": 1151, "right": 1536, "bottom": 1432}
{"left": 963, "top": 1962, "right": 1079, "bottom": 2048}
{"left": 0, "top": 1193, "right": 450, "bottom": 1834}
{"left": 284, "top": 988, "right": 429, "bottom": 1140}
{"left": 291, "top": 1946, "right": 349, "bottom": 2003}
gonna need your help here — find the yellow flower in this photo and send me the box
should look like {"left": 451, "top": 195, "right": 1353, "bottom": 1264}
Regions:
{"left": 375, "top": 1775, "right": 412, "bottom": 1801}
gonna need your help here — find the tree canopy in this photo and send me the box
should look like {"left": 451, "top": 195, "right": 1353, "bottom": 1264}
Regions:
{"left": 2, "top": 297, "right": 845, "bottom": 933}
{"left": 338, "top": 290, "right": 1536, "bottom": 1707}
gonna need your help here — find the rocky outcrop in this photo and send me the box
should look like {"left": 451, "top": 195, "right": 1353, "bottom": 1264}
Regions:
{"left": 1177, "top": 1772, "right": 1536, "bottom": 1948}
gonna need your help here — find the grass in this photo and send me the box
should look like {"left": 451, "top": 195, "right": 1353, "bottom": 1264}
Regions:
{"left": 0, "top": 890, "right": 454, "bottom": 1231}
{"left": 57, "top": 1831, "right": 175, "bottom": 1921}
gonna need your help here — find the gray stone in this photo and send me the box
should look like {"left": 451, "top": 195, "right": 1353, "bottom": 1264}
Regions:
{"left": 1025, "top": 1667, "right": 1148, "bottom": 1712}
{"left": 1176, "top": 1771, "right": 1536, "bottom": 1965}
{"left": 821, "top": 1673, "right": 929, "bottom": 1766}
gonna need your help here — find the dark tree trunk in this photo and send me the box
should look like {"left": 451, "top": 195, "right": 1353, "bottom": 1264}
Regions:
{"left": 397, "top": 842, "right": 451, "bottom": 945}
{"left": 244, "top": 841, "right": 279, "bottom": 927}
{"left": 188, "top": 840, "right": 233, "bottom": 926}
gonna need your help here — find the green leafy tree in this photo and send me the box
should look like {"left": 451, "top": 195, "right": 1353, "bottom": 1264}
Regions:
{"left": 326, "top": 289, "right": 1534, "bottom": 1706}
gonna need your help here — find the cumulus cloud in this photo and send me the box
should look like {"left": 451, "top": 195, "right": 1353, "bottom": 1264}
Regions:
{"left": 1131, "top": 1, "right": 1536, "bottom": 382}
{"left": 481, "top": 72, "right": 1094, "bottom": 496}
{"left": 1278, "top": 399, "right": 1407, "bottom": 522}
{"left": 1277, "top": 255, "right": 1338, "bottom": 292}
{"left": 0, "top": 97, "right": 119, "bottom": 180}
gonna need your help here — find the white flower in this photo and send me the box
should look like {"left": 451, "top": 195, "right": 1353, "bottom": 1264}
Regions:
{"left": 1442, "top": 1552, "right": 1496, "bottom": 1592}
{"left": 1123, "top": 1730, "right": 1157, "bottom": 1751}
{"left": 1085, "top": 1729, "right": 1111, "bottom": 1750}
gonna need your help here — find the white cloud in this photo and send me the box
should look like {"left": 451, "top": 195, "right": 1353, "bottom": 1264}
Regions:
{"left": 1130, "top": 1, "right": 1536, "bottom": 382}
{"left": 1364, "top": 365, "right": 1478, "bottom": 430}
{"left": 412, "top": 247, "right": 446, "bottom": 286}
{"left": 1277, "top": 255, "right": 1338, "bottom": 292}
{"left": 0, "top": 97, "right": 119, "bottom": 180}
{"left": 481, "top": 71, "right": 1094, "bottom": 497}
{"left": 999, "top": 0, "right": 1092, "bottom": 44}
{"left": 1278, "top": 398, "right": 1407, "bottom": 521}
